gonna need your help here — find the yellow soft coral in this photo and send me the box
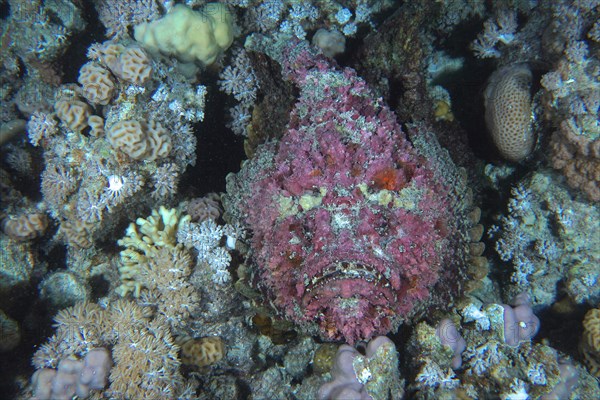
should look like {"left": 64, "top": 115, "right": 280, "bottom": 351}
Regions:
{"left": 116, "top": 206, "right": 190, "bottom": 297}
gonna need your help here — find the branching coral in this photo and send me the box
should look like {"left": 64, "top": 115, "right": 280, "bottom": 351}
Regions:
{"left": 116, "top": 206, "right": 200, "bottom": 328}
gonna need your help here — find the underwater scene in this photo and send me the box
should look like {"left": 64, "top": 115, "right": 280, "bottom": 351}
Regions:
{"left": 0, "top": 0, "right": 599, "bottom": 399}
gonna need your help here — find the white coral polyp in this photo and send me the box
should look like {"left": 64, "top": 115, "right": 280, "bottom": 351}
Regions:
{"left": 107, "top": 175, "right": 124, "bottom": 193}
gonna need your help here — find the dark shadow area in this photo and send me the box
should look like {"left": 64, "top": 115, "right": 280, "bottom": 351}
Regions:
{"left": 180, "top": 71, "right": 246, "bottom": 197}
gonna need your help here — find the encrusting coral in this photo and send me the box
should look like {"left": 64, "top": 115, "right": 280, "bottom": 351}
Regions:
{"left": 490, "top": 169, "right": 599, "bottom": 308}
{"left": 406, "top": 296, "right": 599, "bottom": 399}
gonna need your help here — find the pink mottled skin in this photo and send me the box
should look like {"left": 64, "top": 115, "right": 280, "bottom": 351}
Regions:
{"left": 228, "top": 38, "right": 463, "bottom": 344}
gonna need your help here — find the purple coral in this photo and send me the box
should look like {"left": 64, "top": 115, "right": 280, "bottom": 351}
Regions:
{"left": 436, "top": 318, "right": 466, "bottom": 369}
{"left": 225, "top": 36, "right": 472, "bottom": 344}
{"left": 318, "top": 336, "right": 401, "bottom": 400}
{"left": 31, "top": 348, "right": 112, "bottom": 400}
{"left": 502, "top": 293, "right": 540, "bottom": 346}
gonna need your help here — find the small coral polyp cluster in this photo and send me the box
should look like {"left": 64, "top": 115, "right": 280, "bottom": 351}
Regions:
{"left": 225, "top": 38, "right": 474, "bottom": 344}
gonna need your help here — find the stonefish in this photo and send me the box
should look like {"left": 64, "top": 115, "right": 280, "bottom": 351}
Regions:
{"left": 224, "top": 36, "right": 483, "bottom": 344}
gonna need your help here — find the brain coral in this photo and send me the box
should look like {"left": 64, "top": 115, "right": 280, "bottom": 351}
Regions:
{"left": 224, "top": 36, "right": 477, "bottom": 344}
{"left": 484, "top": 63, "right": 534, "bottom": 162}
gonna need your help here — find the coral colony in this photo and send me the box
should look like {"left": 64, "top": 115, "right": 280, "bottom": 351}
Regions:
{"left": 0, "top": 1, "right": 598, "bottom": 400}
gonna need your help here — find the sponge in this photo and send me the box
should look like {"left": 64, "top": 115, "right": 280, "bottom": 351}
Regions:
{"left": 134, "top": 3, "right": 234, "bottom": 65}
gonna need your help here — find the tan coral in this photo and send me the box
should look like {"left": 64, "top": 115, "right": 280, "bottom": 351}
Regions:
{"left": 180, "top": 336, "right": 225, "bottom": 368}
{"left": 116, "top": 206, "right": 191, "bottom": 297}
{"left": 187, "top": 193, "right": 222, "bottom": 222}
{"left": 78, "top": 62, "right": 116, "bottom": 105}
{"left": 108, "top": 316, "right": 184, "bottom": 398}
{"left": 87, "top": 41, "right": 152, "bottom": 86}
{"left": 2, "top": 212, "right": 48, "bottom": 241}
{"left": 582, "top": 308, "right": 600, "bottom": 378}
{"left": 59, "top": 219, "right": 94, "bottom": 249}
{"left": 87, "top": 41, "right": 125, "bottom": 72}
{"left": 31, "top": 299, "right": 188, "bottom": 398}
{"left": 112, "top": 47, "right": 153, "bottom": 85}
{"left": 484, "top": 63, "right": 535, "bottom": 162}
{"left": 55, "top": 96, "right": 91, "bottom": 132}
{"left": 106, "top": 119, "right": 171, "bottom": 161}
{"left": 145, "top": 120, "right": 172, "bottom": 160}
{"left": 87, "top": 115, "right": 105, "bottom": 137}
{"left": 550, "top": 120, "right": 600, "bottom": 201}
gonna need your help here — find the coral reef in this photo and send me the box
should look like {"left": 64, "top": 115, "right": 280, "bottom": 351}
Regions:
{"left": 407, "top": 297, "right": 599, "bottom": 399}
{"left": 30, "top": 300, "right": 189, "bottom": 399}
{"left": 319, "top": 336, "right": 404, "bottom": 400}
{"left": 0, "top": 309, "right": 20, "bottom": 352}
{"left": 0, "top": 1, "right": 598, "bottom": 399}
{"left": 95, "top": 0, "right": 162, "bottom": 39}
{"left": 39, "top": 271, "right": 88, "bottom": 310}
{"left": 539, "top": 4, "right": 599, "bottom": 201}
{"left": 21, "top": 37, "right": 203, "bottom": 258}
{"left": 490, "top": 169, "right": 599, "bottom": 307}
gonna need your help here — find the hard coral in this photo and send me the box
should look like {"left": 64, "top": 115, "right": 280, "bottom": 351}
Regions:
{"left": 484, "top": 63, "right": 534, "bottom": 162}
{"left": 87, "top": 41, "right": 153, "bottom": 86}
{"left": 582, "top": 308, "right": 600, "bottom": 378}
{"left": 501, "top": 293, "right": 540, "bottom": 347}
{"left": 134, "top": 3, "right": 234, "bottom": 66}
{"left": 180, "top": 336, "right": 225, "bottom": 368}
{"left": 54, "top": 94, "right": 91, "bottom": 133}
{"left": 1, "top": 212, "right": 48, "bottom": 241}
{"left": 225, "top": 36, "right": 474, "bottom": 344}
{"left": 78, "top": 61, "right": 115, "bottom": 105}
{"left": 106, "top": 119, "right": 172, "bottom": 161}
{"left": 32, "top": 348, "right": 112, "bottom": 400}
